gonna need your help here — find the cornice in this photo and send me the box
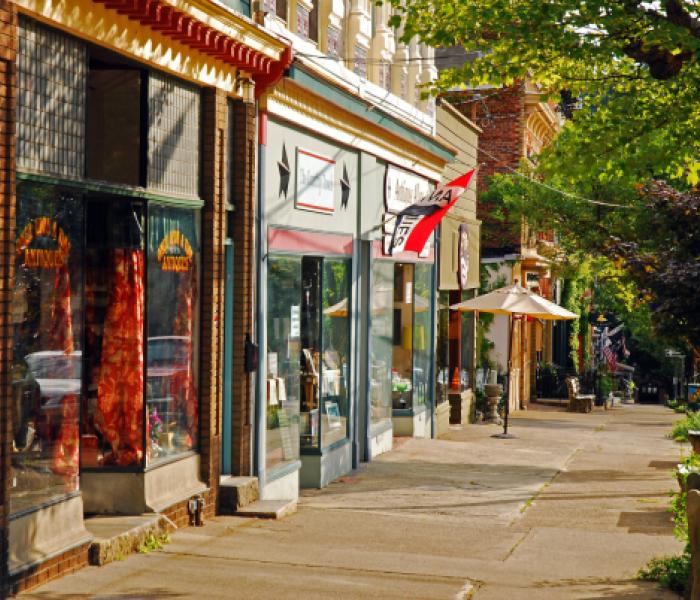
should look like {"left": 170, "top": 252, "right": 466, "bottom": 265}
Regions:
{"left": 265, "top": 80, "right": 448, "bottom": 180}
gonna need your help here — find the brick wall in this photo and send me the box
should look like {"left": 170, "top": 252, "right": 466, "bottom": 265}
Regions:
{"left": 229, "top": 101, "right": 256, "bottom": 477}
{"left": 199, "top": 88, "right": 227, "bottom": 512}
{"left": 0, "top": 2, "right": 17, "bottom": 597}
{"left": 445, "top": 85, "right": 525, "bottom": 254}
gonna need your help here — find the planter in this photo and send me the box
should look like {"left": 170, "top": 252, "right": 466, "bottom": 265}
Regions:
{"left": 688, "top": 430, "right": 700, "bottom": 454}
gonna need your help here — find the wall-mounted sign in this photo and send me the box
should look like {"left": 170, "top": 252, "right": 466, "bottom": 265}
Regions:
{"left": 16, "top": 216, "right": 70, "bottom": 269}
{"left": 295, "top": 148, "right": 336, "bottom": 214}
{"left": 458, "top": 224, "right": 470, "bottom": 290}
{"left": 384, "top": 165, "right": 432, "bottom": 213}
{"left": 157, "top": 230, "right": 193, "bottom": 272}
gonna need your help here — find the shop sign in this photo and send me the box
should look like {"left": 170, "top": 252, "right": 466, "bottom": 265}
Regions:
{"left": 384, "top": 165, "right": 432, "bottom": 213}
{"left": 458, "top": 224, "right": 470, "bottom": 290}
{"left": 16, "top": 216, "right": 70, "bottom": 269}
{"left": 295, "top": 148, "right": 336, "bottom": 214}
{"left": 157, "top": 230, "right": 193, "bottom": 272}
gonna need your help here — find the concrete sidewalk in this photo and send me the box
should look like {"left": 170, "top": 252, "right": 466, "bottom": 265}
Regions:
{"left": 23, "top": 405, "right": 685, "bottom": 599}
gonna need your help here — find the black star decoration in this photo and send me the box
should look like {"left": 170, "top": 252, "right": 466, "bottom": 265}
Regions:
{"left": 340, "top": 163, "right": 350, "bottom": 209}
{"left": 278, "top": 144, "right": 290, "bottom": 198}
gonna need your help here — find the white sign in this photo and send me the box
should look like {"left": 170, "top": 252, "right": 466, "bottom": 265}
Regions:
{"left": 384, "top": 165, "right": 432, "bottom": 213}
{"left": 290, "top": 305, "right": 300, "bottom": 339}
{"left": 296, "top": 148, "right": 336, "bottom": 214}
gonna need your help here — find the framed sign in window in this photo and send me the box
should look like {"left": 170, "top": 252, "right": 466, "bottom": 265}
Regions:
{"left": 295, "top": 148, "right": 336, "bottom": 214}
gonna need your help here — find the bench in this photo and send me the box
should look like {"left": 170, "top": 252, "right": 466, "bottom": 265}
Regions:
{"left": 566, "top": 377, "right": 596, "bottom": 413}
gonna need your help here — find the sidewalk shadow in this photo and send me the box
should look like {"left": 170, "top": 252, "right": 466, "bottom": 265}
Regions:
{"left": 23, "top": 591, "right": 183, "bottom": 600}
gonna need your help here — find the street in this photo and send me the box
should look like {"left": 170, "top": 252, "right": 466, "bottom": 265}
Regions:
{"left": 23, "top": 405, "right": 683, "bottom": 599}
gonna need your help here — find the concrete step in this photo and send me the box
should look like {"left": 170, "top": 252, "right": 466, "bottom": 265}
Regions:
{"left": 234, "top": 499, "right": 297, "bottom": 520}
{"left": 219, "top": 476, "right": 259, "bottom": 513}
{"left": 85, "top": 514, "right": 175, "bottom": 566}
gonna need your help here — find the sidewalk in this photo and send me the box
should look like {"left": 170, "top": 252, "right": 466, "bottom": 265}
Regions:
{"left": 23, "top": 405, "right": 684, "bottom": 599}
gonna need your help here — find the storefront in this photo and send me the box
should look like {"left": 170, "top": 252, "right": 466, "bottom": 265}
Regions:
{"left": 8, "top": 15, "right": 205, "bottom": 573}
{"left": 258, "top": 116, "right": 359, "bottom": 494}
{"left": 3, "top": 3, "right": 291, "bottom": 592}
{"left": 258, "top": 62, "right": 453, "bottom": 496}
{"left": 435, "top": 101, "right": 481, "bottom": 433}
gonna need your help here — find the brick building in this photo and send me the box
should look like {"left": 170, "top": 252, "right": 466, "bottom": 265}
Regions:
{"left": 0, "top": 0, "right": 290, "bottom": 594}
{"left": 438, "top": 67, "right": 562, "bottom": 409}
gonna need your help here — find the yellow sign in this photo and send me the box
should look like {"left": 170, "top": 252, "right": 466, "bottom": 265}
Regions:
{"left": 16, "top": 217, "right": 70, "bottom": 269}
{"left": 157, "top": 230, "right": 193, "bottom": 272}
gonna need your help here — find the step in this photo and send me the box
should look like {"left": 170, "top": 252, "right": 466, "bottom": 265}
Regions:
{"left": 85, "top": 514, "right": 175, "bottom": 566}
{"left": 533, "top": 398, "right": 569, "bottom": 407}
{"left": 219, "top": 476, "right": 259, "bottom": 512}
{"left": 234, "top": 499, "right": 297, "bottom": 520}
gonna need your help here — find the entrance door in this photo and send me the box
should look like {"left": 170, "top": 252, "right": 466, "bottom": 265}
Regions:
{"left": 221, "top": 240, "right": 234, "bottom": 473}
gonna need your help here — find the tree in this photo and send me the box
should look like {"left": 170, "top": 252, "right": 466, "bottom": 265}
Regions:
{"left": 388, "top": 0, "right": 700, "bottom": 182}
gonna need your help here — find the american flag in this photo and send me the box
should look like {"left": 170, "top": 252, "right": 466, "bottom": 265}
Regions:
{"left": 603, "top": 343, "right": 617, "bottom": 372}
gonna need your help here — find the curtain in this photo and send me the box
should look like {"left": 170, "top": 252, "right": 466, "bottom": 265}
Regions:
{"left": 50, "top": 263, "right": 79, "bottom": 484}
{"left": 96, "top": 249, "right": 145, "bottom": 466}
{"left": 171, "top": 263, "right": 197, "bottom": 447}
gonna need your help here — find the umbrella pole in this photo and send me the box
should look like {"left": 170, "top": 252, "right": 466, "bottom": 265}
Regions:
{"left": 504, "top": 314, "right": 512, "bottom": 435}
{"left": 494, "top": 314, "right": 516, "bottom": 439}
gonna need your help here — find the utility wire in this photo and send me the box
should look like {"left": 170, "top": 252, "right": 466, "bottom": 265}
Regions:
{"left": 476, "top": 144, "right": 634, "bottom": 209}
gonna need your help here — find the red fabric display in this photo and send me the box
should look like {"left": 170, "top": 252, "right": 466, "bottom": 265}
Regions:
{"left": 96, "top": 249, "right": 145, "bottom": 466}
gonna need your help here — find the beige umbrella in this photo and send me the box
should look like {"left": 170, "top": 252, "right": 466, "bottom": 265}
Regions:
{"left": 450, "top": 280, "right": 577, "bottom": 437}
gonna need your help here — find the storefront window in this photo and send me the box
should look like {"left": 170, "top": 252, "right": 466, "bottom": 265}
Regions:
{"left": 83, "top": 198, "right": 146, "bottom": 469}
{"left": 413, "top": 263, "right": 433, "bottom": 407}
{"left": 391, "top": 263, "right": 414, "bottom": 409}
{"left": 461, "top": 290, "right": 476, "bottom": 389}
{"left": 146, "top": 205, "right": 200, "bottom": 464}
{"left": 266, "top": 256, "right": 301, "bottom": 471}
{"left": 369, "top": 261, "right": 394, "bottom": 427}
{"left": 436, "top": 290, "right": 450, "bottom": 404}
{"left": 11, "top": 182, "right": 83, "bottom": 514}
{"left": 321, "top": 259, "right": 351, "bottom": 448}
{"left": 300, "top": 257, "right": 322, "bottom": 449}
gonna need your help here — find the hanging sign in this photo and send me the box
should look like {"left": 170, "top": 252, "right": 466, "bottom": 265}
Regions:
{"left": 458, "top": 224, "right": 470, "bottom": 290}
{"left": 157, "top": 230, "right": 193, "bottom": 272}
{"left": 295, "top": 148, "right": 336, "bottom": 214}
{"left": 16, "top": 216, "right": 70, "bottom": 269}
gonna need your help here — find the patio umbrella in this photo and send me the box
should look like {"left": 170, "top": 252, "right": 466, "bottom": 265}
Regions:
{"left": 451, "top": 280, "right": 577, "bottom": 437}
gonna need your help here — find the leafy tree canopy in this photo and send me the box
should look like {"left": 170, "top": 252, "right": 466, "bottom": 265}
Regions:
{"left": 388, "top": 0, "right": 700, "bottom": 182}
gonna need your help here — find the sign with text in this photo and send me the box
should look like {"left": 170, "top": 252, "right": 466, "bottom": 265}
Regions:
{"left": 384, "top": 165, "right": 433, "bottom": 256}
{"left": 295, "top": 148, "right": 336, "bottom": 214}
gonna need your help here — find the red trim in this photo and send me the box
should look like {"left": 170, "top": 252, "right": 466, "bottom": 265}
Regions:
{"left": 298, "top": 148, "right": 336, "bottom": 164}
{"left": 268, "top": 228, "right": 352, "bottom": 255}
{"left": 92, "top": 0, "right": 293, "bottom": 88}
{"left": 296, "top": 202, "right": 334, "bottom": 213}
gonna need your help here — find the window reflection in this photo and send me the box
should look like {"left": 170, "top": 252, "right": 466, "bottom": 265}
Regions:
{"left": 11, "top": 183, "right": 83, "bottom": 514}
{"left": 369, "top": 261, "right": 394, "bottom": 427}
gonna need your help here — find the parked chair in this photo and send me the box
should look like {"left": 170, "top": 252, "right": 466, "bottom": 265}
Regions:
{"left": 565, "top": 377, "right": 596, "bottom": 413}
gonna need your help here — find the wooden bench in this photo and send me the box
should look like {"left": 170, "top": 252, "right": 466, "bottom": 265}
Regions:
{"left": 566, "top": 377, "right": 596, "bottom": 413}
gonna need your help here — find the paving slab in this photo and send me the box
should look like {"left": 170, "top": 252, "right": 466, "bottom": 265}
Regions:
{"left": 22, "top": 404, "right": 685, "bottom": 600}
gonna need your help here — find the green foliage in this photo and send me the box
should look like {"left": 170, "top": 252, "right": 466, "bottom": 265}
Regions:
{"left": 599, "top": 374, "right": 613, "bottom": 399}
{"left": 670, "top": 413, "right": 700, "bottom": 443}
{"left": 138, "top": 533, "right": 170, "bottom": 554}
{"left": 638, "top": 552, "right": 691, "bottom": 593}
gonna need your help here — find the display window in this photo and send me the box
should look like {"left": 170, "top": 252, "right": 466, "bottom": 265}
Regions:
{"left": 369, "top": 261, "right": 394, "bottom": 427}
{"left": 266, "top": 253, "right": 351, "bottom": 466}
{"left": 10, "top": 182, "right": 83, "bottom": 514}
{"left": 391, "top": 262, "right": 435, "bottom": 411}
{"left": 10, "top": 181, "right": 202, "bottom": 514}
{"left": 413, "top": 263, "right": 432, "bottom": 407}
{"left": 266, "top": 256, "right": 302, "bottom": 471}
{"left": 146, "top": 205, "right": 200, "bottom": 463}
